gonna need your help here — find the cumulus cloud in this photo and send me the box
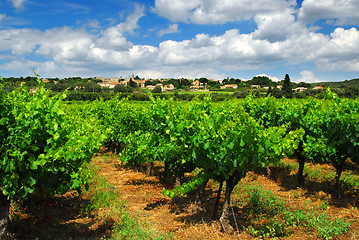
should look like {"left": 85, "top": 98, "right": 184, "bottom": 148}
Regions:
{"left": 2, "top": 24, "right": 359, "bottom": 78}
{"left": 96, "top": 3, "right": 144, "bottom": 51}
{"left": 1, "top": 2, "right": 359, "bottom": 79}
{"left": 158, "top": 29, "right": 283, "bottom": 71}
{"left": 298, "top": 0, "right": 359, "bottom": 25}
{"left": 312, "top": 27, "right": 359, "bottom": 71}
{"left": 253, "top": 8, "right": 306, "bottom": 42}
{"left": 157, "top": 24, "right": 179, "bottom": 37}
{"left": 152, "top": 0, "right": 296, "bottom": 24}
{"left": 296, "top": 71, "right": 323, "bottom": 83}
{"left": 7, "top": 0, "right": 25, "bottom": 10}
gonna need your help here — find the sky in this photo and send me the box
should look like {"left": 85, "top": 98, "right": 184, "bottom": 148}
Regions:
{"left": 0, "top": 0, "right": 359, "bottom": 82}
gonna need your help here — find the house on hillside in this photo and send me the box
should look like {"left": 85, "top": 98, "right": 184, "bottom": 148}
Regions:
{"left": 190, "top": 80, "right": 205, "bottom": 90}
{"left": 98, "top": 82, "right": 120, "bottom": 89}
{"left": 251, "top": 85, "right": 261, "bottom": 89}
{"left": 192, "top": 80, "right": 201, "bottom": 87}
{"left": 146, "top": 83, "right": 164, "bottom": 91}
{"left": 220, "top": 84, "right": 238, "bottom": 89}
{"left": 29, "top": 88, "right": 37, "bottom": 93}
{"left": 163, "top": 84, "right": 175, "bottom": 91}
{"left": 190, "top": 85, "right": 205, "bottom": 90}
{"left": 120, "top": 79, "right": 130, "bottom": 86}
{"left": 95, "top": 77, "right": 120, "bottom": 83}
{"left": 313, "top": 86, "right": 324, "bottom": 90}
{"left": 146, "top": 85, "right": 156, "bottom": 90}
{"left": 293, "top": 87, "right": 308, "bottom": 92}
{"left": 134, "top": 79, "right": 146, "bottom": 88}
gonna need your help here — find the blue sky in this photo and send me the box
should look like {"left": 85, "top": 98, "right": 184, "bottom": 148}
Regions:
{"left": 1, "top": 0, "right": 359, "bottom": 82}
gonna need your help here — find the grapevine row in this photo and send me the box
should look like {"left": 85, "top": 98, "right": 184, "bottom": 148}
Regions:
{"left": 86, "top": 90, "right": 358, "bottom": 228}
{"left": 0, "top": 81, "right": 105, "bottom": 236}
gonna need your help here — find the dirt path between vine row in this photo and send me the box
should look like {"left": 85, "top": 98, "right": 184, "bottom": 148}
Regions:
{"left": 92, "top": 155, "right": 359, "bottom": 240}
{"left": 93, "top": 155, "right": 242, "bottom": 240}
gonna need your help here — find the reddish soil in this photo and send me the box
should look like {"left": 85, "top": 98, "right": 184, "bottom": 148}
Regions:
{"left": 7, "top": 191, "right": 113, "bottom": 239}
{"left": 6, "top": 153, "right": 359, "bottom": 239}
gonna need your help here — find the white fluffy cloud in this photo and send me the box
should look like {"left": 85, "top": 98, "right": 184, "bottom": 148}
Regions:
{"left": 1, "top": 24, "right": 359, "bottom": 78}
{"left": 96, "top": 3, "right": 144, "bottom": 51}
{"left": 152, "top": 0, "right": 295, "bottom": 24}
{"left": 1, "top": 2, "right": 359, "bottom": 80}
{"left": 298, "top": 0, "right": 359, "bottom": 24}
{"left": 296, "top": 71, "right": 323, "bottom": 83}
{"left": 0, "top": 28, "right": 42, "bottom": 55}
{"left": 312, "top": 28, "right": 359, "bottom": 71}
{"left": 253, "top": 8, "right": 306, "bottom": 42}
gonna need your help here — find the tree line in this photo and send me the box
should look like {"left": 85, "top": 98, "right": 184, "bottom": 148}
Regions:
{"left": 1, "top": 75, "right": 359, "bottom": 100}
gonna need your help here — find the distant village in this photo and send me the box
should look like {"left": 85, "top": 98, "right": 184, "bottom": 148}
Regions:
{"left": 93, "top": 74, "right": 323, "bottom": 93}
{"left": 2, "top": 74, "right": 358, "bottom": 99}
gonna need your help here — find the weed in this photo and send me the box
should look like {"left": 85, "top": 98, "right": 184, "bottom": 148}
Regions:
{"left": 244, "top": 184, "right": 351, "bottom": 240}
{"left": 341, "top": 172, "right": 359, "bottom": 188}
{"left": 247, "top": 184, "right": 285, "bottom": 217}
{"left": 283, "top": 208, "right": 351, "bottom": 239}
{"left": 307, "top": 167, "right": 321, "bottom": 180}
{"left": 318, "top": 201, "right": 329, "bottom": 210}
{"left": 247, "top": 216, "right": 290, "bottom": 238}
{"left": 314, "top": 214, "right": 351, "bottom": 240}
{"left": 293, "top": 190, "right": 301, "bottom": 199}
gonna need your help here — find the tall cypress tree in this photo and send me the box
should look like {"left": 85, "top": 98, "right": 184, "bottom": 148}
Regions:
{"left": 282, "top": 74, "right": 293, "bottom": 98}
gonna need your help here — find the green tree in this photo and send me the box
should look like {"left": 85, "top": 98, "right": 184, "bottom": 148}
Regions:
{"left": 114, "top": 84, "right": 128, "bottom": 93}
{"left": 198, "top": 77, "right": 209, "bottom": 84}
{"left": 152, "top": 85, "right": 162, "bottom": 93}
{"left": 250, "top": 76, "right": 273, "bottom": 86}
{"left": 84, "top": 82, "right": 101, "bottom": 92}
{"left": 128, "top": 79, "right": 138, "bottom": 88}
{"left": 282, "top": 74, "right": 293, "bottom": 98}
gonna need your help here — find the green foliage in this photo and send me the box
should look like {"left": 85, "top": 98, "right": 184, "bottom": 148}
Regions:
{"left": 247, "top": 185, "right": 285, "bottom": 217}
{"left": 282, "top": 74, "right": 293, "bottom": 98}
{"left": 247, "top": 217, "right": 289, "bottom": 238}
{"left": 128, "top": 79, "right": 138, "bottom": 88}
{"left": 243, "top": 94, "right": 359, "bottom": 186}
{"left": 245, "top": 184, "right": 351, "bottom": 239}
{"left": 0, "top": 82, "right": 105, "bottom": 200}
{"left": 152, "top": 85, "right": 162, "bottom": 93}
{"left": 162, "top": 174, "right": 205, "bottom": 198}
{"left": 248, "top": 75, "right": 274, "bottom": 87}
{"left": 113, "top": 84, "right": 129, "bottom": 93}
{"left": 81, "top": 94, "right": 357, "bottom": 239}
{"left": 282, "top": 208, "right": 351, "bottom": 239}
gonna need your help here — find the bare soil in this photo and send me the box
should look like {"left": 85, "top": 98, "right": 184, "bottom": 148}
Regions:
{"left": 6, "top": 152, "right": 359, "bottom": 240}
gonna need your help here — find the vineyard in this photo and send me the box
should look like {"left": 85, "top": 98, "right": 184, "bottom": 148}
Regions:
{"left": 1, "top": 81, "right": 358, "bottom": 239}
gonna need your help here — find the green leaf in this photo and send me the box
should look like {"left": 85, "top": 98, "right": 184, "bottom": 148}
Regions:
{"left": 240, "top": 139, "right": 245, "bottom": 147}
{"left": 192, "top": 150, "right": 197, "bottom": 159}
{"left": 30, "top": 161, "right": 38, "bottom": 170}
{"left": 0, "top": 117, "right": 8, "bottom": 125}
